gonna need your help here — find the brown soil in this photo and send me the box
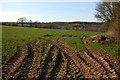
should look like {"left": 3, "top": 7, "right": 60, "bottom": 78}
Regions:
{"left": 2, "top": 37, "right": 120, "bottom": 80}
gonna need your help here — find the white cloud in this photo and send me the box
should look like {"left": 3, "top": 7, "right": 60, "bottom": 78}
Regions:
{"left": 0, "top": 11, "right": 97, "bottom": 22}
{"left": 0, "top": 11, "right": 55, "bottom": 22}
{"left": 0, "top": 11, "right": 25, "bottom": 22}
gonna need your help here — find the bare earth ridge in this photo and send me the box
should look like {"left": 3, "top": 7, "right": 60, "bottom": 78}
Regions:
{"left": 2, "top": 37, "right": 120, "bottom": 80}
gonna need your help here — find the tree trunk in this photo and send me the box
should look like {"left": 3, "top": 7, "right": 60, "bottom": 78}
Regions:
{"left": 21, "top": 23, "right": 24, "bottom": 27}
{"left": 108, "top": 2, "right": 120, "bottom": 42}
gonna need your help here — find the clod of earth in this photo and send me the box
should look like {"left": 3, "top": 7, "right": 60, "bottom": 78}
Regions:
{"left": 2, "top": 38, "right": 120, "bottom": 80}
{"left": 43, "top": 34, "right": 55, "bottom": 37}
{"left": 68, "top": 35, "right": 73, "bottom": 37}
{"left": 61, "top": 35, "right": 68, "bottom": 37}
{"left": 90, "top": 35, "right": 115, "bottom": 44}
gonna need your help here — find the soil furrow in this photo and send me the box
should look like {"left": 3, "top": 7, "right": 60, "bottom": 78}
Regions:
{"left": 77, "top": 52, "right": 108, "bottom": 78}
{"left": 45, "top": 47, "right": 60, "bottom": 79}
{"left": 86, "top": 47, "right": 118, "bottom": 79}
{"left": 56, "top": 51, "right": 67, "bottom": 79}
{"left": 34, "top": 43, "right": 53, "bottom": 79}
{"left": 37, "top": 45, "right": 55, "bottom": 79}
{"left": 2, "top": 46, "right": 28, "bottom": 80}
{"left": 14, "top": 44, "right": 35, "bottom": 79}
{"left": 27, "top": 45, "right": 41, "bottom": 79}
{"left": 62, "top": 50, "right": 84, "bottom": 79}
{"left": 82, "top": 37, "right": 119, "bottom": 79}
{"left": 48, "top": 49, "right": 63, "bottom": 79}
{"left": 55, "top": 39, "right": 94, "bottom": 79}
{"left": 2, "top": 37, "right": 120, "bottom": 80}
{"left": 95, "top": 52, "right": 120, "bottom": 78}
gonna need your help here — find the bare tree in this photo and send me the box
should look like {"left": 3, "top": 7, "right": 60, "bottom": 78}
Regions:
{"left": 95, "top": 2, "right": 113, "bottom": 22}
{"left": 108, "top": 2, "right": 120, "bottom": 41}
{"left": 29, "top": 20, "right": 32, "bottom": 23}
{"left": 95, "top": 2, "right": 120, "bottom": 41}
{"left": 28, "top": 20, "right": 32, "bottom": 27}
{"left": 17, "top": 17, "right": 27, "bottom": 27}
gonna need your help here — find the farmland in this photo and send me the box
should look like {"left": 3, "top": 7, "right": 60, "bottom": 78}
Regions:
{"left": 2, "top": 25, "right": 102, "bottom": 58}
{"left": 1, "top": 1, "right": 120, "bottom": 79}
{"left": 2, "top": 25, "right": 120, "bottom": 79}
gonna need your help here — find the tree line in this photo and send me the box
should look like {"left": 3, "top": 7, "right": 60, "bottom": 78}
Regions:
{"left": 2, "top": 18, "right": 102, "bottom": 31}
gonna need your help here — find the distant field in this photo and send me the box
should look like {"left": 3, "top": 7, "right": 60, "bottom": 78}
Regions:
{"left": 2, "top": 25, "right": 102, "bottom": 58}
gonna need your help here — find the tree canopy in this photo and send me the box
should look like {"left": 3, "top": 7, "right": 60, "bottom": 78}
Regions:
{"left": 95, "top": 1, "right": 120, "bottom": 41}
{"left": 17, "top": 17, "right": 28, "bottom": 27}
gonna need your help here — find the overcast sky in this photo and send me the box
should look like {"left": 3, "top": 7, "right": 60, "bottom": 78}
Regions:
{"left": 0, "top": 1, "right": 100, "bottom": 22}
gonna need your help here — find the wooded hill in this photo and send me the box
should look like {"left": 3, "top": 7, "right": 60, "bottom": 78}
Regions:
{"left": 1, "top": 22, "right": 102, "bottom": 31}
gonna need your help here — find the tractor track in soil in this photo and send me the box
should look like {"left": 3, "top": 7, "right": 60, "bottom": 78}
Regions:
{"left": 2, "top": 37, "right": 120, "bottom": 80}
{"left": 14, "top": 44, "right": 40, "bottom": 80}
{"left": 2, "top": 46, "right": 28, "bottom": 80}
{"left": 81, "top": 36, "right": 119, "bottom": 79}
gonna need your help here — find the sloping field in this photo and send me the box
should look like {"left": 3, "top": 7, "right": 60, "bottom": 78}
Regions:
{"left": 2, "top": 26, "right": 101, "bottom": 59}
{"left": 2, "top": 38, "right": 120, "bottom": 79}
{"left": 2, "top": 26, "right": 120, "bottom": 79}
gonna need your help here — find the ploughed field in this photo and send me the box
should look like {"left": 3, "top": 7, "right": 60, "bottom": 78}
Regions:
{"left": 2, "top": 38, "right": 120, "bottom": 79}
